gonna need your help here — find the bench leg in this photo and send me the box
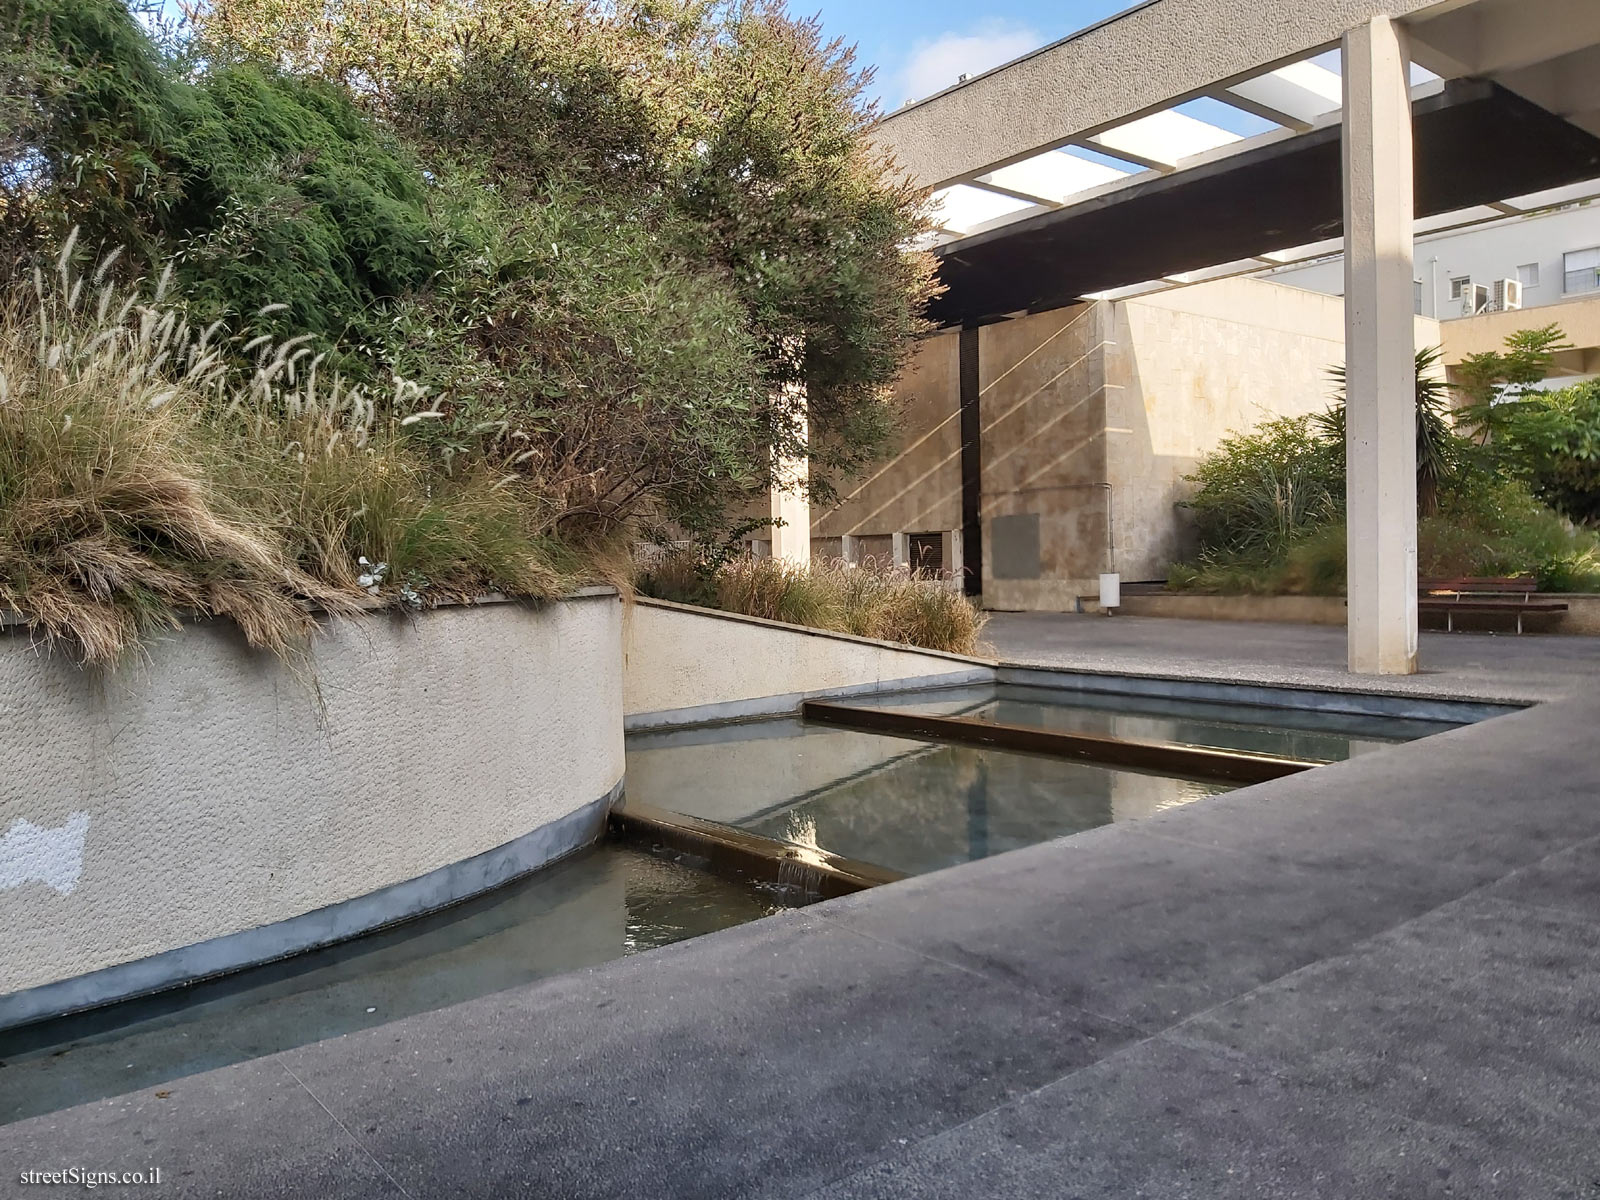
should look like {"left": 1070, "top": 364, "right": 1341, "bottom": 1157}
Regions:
{"left": 1517, "top": 612, "right": 1523, "bottom": 635}
{"left": 1446, "top": 610, "right": 1453, "bottom": 633}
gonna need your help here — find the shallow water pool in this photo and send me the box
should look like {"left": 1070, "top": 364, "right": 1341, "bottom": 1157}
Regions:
{"left": 0, "top": 844, "right": 785, "bottom": 1125}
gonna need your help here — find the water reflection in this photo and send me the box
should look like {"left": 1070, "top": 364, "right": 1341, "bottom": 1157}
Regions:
{"left": 0, "top": 846, "right": 782, "bottom": 1126}
{"left": 628, "top": 730, "right": 1228, "bottom": 878}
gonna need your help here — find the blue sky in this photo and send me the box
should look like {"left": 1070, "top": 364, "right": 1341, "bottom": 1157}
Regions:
{"left": 809, "top": 2, "right": 1138, "bottom": 110}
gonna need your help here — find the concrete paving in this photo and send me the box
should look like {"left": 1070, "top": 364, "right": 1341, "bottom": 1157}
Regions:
{"left": 984, "top": 611, "right": 1600, "bottom": 704}
{"left": 5, "top": 688, "right": 1600, "bottom": 1197}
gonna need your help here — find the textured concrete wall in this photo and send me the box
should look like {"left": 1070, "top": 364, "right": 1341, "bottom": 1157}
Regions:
{"left": 622, "top": 599, "right": 993, "bottom": 726}
{"left": 810, "top": 277, "right": 1451, "bottom": 612}
{"left": 0, "top": 596, "right": 624, "bottom": 1001}
{"left": 980, "top": 304, "right": 1111, "bottom": 610}
{"left": 814, "top": 331, "right": 962, "bottom": 543}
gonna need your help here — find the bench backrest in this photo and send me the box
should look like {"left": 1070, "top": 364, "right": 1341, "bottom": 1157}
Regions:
{"left": 1420, "top": 576, "right": 1536, "bottom": 595}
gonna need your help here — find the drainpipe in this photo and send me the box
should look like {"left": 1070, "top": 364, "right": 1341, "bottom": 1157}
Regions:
{"left": 1103, "top": 482, "right": 1116, "bottom": 574}
{"left": 1099, "top": 482, "right": 1120, "bottom": 613}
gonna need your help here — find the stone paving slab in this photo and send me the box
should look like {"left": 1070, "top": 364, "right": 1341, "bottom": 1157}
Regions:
{"left": 804, "top": 1036, "right": 1583, "bottom": 1200}
{"left": 983, "top": 612, "right": 1600, "bottom": 704}
{"left": 5, "top": 693, "right": 1600, "bottom": 1198}
{"left": 0, "top": 1055, "right": 404, "bottom": 1198}
{"left": 1174, "top": 896, "right": 1600, "bottom": 1185}
{"left": 242, "top": 911, "right": 1128, "bottom": 1200}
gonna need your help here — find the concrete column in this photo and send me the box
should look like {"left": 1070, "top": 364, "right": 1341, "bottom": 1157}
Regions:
{"left": 943, "top": 530, "right": 964, "bottom": 589}
{"left": 891, "top": 533, "right": 910, "bottom": 570}
{"left": 1343, "top": 16, "right": 1419, "bottom": 676}
{"left": 768, "top": 410, "right": 810, "bottom": 566}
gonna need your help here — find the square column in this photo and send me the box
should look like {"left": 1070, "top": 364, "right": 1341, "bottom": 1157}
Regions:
{"left": 1343, "top": 15, "right": 1419, "bottom": 675}
{"left": 768, "top": 465, "right": 810, "bottom": 565}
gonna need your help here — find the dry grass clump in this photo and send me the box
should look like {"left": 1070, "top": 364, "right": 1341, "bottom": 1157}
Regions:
{"left": 640, "top": 552, "right": 987, "bottom": 656}
{"left": 0, "top": 251, "right": 357, "bottom": 662}
{"left": 0, "top": 246, "right": 610, "bottom": 664}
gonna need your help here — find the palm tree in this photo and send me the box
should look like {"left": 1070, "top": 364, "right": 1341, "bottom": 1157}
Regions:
{"left": 1318, "top": 346, "right": 1458, "bottom": 516}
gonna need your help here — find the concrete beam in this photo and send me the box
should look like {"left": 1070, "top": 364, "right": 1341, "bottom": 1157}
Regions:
{"left": 1407, "top": 0, "right": 1600, "bottom": 78}
{"left": 965, "top": 180, "right": 1064, "bottom": 210}
{"left": 1496, "top": 45, "right": 1600, "bottom": 124}
{"left": 1216, "top": 88, "right": 1314, "bottom": 133}
{"left": 872, "top": 0, "right": 1442, "bottom": 190}
{"left": 1344, "top": 16, "right": 1419, "bottom": 676}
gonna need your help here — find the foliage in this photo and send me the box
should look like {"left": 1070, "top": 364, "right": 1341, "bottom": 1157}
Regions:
{"left": 195, "top": 0, "right": 940, "bottom": 500}
{"left": 2, "top": 0, "right": 436, "bottom": 350}
{"left": 0, "top": 251, "right": 605, "bottom": 664}
{"left": 381, "top": 175, "right": 769, "bottom": 530}
{"left": 1485, "top": 377, "right": 1600, "bottom": 525}
{"left": 1452, "top": 323, "right": 1572, "bottom": 444}
{"left": 164, "top": 65, "right": 437, "bottom": 350}
{"left": 1, "top": 0, "right": 179, "bottom": 265}
{"left": 637, "top": 551, "right": 987, "bottom": 655}
{"left": 1319, "top": 346, "right": 1460, "bottom": 515}
{"left": 1172, "top": 328, "right": 1600, "bottom": 597}
{"left": 1171, "top": 468, "right": 1600, "bottom": 596}
{"left": 6, "top": 0, "right": 936, "bottom": 543}
{"left": 1, "top": 0, "right": 943, "bottom": 659}
{"left": 1180, "top": 416, "right": 1344, "bottom": 563}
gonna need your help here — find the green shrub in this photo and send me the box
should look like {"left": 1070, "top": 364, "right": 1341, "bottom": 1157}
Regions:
{"left": 198, "top": 0, "right": 939, "bottom": 504}
{"left": 382, "top": 175, "right": 770, "bottom": 532}
{"left": 1492, "top": 378, "right": 1600, "bottom": 525}
{"left": 1182, "top": 416, "right": 1344, "bottom": 562}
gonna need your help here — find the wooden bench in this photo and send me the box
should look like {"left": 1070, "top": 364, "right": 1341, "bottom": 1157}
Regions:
{"left": 1418, "top": 577, "right": 1569, "bottom": 634}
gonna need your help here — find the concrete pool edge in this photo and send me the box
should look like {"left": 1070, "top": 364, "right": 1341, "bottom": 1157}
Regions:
{"left": 624, "top": 666, "right": 997, "bottom": 731}
{"left": 0, "top": 783, "right": 621, "bottom": 1035}
{"left": 13, "top": 693, "right": 1600, "bottom": 1195}
{"left": 997, "top": 663, "right": 1525, "bottom": 723}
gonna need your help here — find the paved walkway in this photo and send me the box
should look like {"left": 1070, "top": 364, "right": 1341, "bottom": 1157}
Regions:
{"left": 984, "top": 611, "right": 1600, "bottom": 704}
{"left": 6, "top": 688, "right": 1600, "bottom": 1197}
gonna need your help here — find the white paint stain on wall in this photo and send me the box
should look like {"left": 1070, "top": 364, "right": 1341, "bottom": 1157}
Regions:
{"left": 0, "top": 813, "right": 90, "bottom": 895}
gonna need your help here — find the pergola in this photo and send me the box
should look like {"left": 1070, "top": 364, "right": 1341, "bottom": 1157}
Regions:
{"left": 872, "top": 0, "right": 1600, "bottom": 675}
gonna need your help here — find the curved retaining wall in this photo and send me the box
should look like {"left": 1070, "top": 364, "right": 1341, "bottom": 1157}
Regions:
{"left": 0, "top": 592, "right": 623, "bottom": 1030}
{"left": 623, "top": 597, "right": 995, "bottom": 729}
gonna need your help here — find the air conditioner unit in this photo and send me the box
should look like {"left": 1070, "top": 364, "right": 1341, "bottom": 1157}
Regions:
{"left": 1462, "top": 282, "right": 1491, "bottom": 317}
{"left": 1493, "top": 278, "right": 1523, "bottom": 312}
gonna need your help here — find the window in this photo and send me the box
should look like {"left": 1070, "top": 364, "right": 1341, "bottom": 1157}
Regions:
{"left": 1413, "top": 279, "right": 1424, "bottom": 315}
{"left": 1565, "top": 247, "right": 1600, "bottom": 295}
{"left": 908, "top": 532, "right": 944, "bottom": 576}
{"left": 1449, "top": 276, "right": 1472, "bottom": 301}
{"left": 1518, "top": 263, "right": 1541, "bottom": 288}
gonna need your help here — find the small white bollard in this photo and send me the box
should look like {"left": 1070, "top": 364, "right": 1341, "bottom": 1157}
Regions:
{"left": 1099, "top": 572, "right": 1121, "bottom": 613}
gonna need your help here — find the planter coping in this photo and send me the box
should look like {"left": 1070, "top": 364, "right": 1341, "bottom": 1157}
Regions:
{"left": 629, "top": 595, "right": 997, "bottom": 667}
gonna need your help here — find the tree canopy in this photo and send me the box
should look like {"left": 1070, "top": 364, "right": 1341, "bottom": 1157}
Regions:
{"left": 2, "top": 0, "right": 938, "bottom": 535}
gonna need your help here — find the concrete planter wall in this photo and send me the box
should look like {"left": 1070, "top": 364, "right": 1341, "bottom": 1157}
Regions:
{"left": 0, "top": 592, "right": 623, "bottom": 1029}
{"left": 623, "top": 597, "right": 995, "bottom": 729}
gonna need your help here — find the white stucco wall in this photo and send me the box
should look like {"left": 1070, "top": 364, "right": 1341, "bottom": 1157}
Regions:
{"left": 623, "top": 598, "right": 994, "bottom": 726}
{"left": 0, "top": 594, "right": 623, "bottom": 1003}
{"left": 1265, "top": 206, "right": 1600, "bottom": 320}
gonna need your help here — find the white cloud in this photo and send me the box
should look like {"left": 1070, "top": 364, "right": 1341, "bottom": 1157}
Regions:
{"left": 896, "top": 23, "right": 1041, "bottom": 107}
